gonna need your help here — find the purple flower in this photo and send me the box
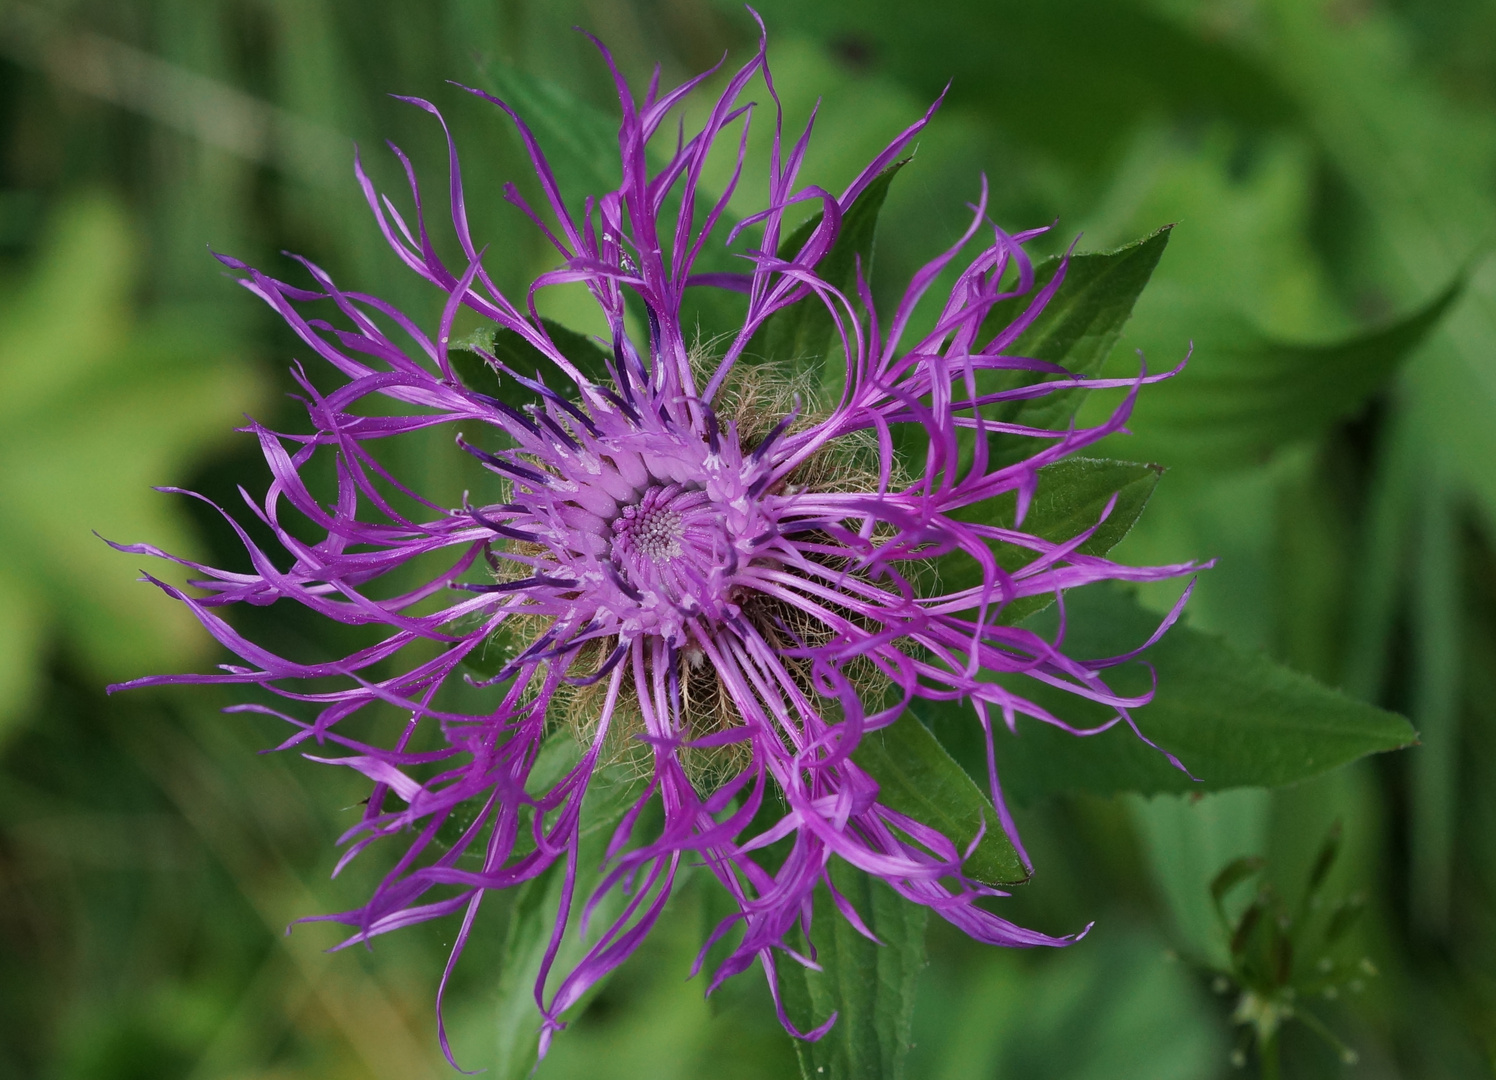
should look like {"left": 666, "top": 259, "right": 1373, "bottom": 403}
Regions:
{"left": 112, "top": 24, "right": 1202, "bottom": 1063}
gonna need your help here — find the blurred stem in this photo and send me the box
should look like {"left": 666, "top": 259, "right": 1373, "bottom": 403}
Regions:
{"left": 1411, "top": 461, "right": 1461, "bottom": 935}
{"left": 1259, "top": 1029, "right": 1281, "bottom": 1080}
{"left": 1343, "top": 400, "right": 1414, "bottom": 703}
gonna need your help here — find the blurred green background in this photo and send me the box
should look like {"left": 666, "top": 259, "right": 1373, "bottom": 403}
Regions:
{"left": 2, "top": 0, "right": 1495, "bottom": 1076}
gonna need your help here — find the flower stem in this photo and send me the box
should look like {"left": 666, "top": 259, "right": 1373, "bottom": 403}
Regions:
{"left": 1259, "top": 1029, "right": 1282, "bottom": 1080}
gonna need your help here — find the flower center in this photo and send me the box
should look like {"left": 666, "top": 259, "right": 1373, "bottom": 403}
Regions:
{"left": 607, "top": 483, "right": 717, "bottom": 596}
{"left": 612, "top": 487, "right": 686, "bottom": 563}
{"left": 508, "top": 423, "right": 777, "bottom": 642}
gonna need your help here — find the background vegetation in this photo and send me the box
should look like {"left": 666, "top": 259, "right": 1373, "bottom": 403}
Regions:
{"left": 1, "top": 0, "right": 1494, "bottom": 1076}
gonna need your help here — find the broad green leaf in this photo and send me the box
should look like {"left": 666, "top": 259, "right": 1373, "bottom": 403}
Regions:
{"left": 1118, "top": 277, "right": 1462, "bottom": 468}
{"left": 853, "top": 713, "right": 1028, "bottom": 887}
{"left": 942, "top": 457, "right": 1162, "bottom": 626}
{"left": 0, "top": 196, "right": 264, "bottom": 740}
{"left": 779, "top": 861, "right": 927, "bottom": 1080}
{"left": 917, "top": 584, "right": 1415, "bottom": 805}
{"left": 476, "top": 59, "right": 621, "bottom": 214}
{"left": 1244, "top": 0, "right": 1496, "bottom": 529}
{"left": 749, "top": 162, "right": 906, "bottom": 402}
{"left": 983, "top": 226, "right": 1171, "bottom": 448}
{"left": 991, "top": 458, "right": 1161, "bottom": 575}
{"left": 493, "top": 735, "right": 648, "bottom": 1078}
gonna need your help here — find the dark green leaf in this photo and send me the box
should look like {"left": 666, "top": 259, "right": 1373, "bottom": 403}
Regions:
{"left": 853, "top": 713, "right": 1028, "bottom": 887}
{"left": 943, "top": 456, "right": 1161, "bottom": 626}
{"left": 779, "top": 861, "right": 927, "bottom": 1080}
{"left": 919, "top": 584, "right": 1416, "bottom": 805}
{"left": 748, "top": 162, "right": 906, "bottom": 401}
{"left": 983, "top": 226, "right": 1171, "bottom": 453}
{"left": 1271, "top": 926, "right": 1294, "bottom": 986}
{"left": 1210, "top": 855, "right": 1266, "bottom": 907}
{"left": 451, "top": 316, "right": 610, "bottom": 397}
{"left": 1120, "top": 276, "right": 1463, "bottom": 467}
{"left": 1229, "top": 900, "right": 1265, "bottom": 959}
{"left": 1305, "top": 820, "right": 1343, "bottom": 898}
{"left": 1323, "top": 895, "right": 1367, "bottom": 944}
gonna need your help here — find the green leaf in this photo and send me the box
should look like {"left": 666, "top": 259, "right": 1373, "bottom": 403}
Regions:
{"left": 918, "top": 584, "right": 1416, "bottom": 805}
{"left": 476, "top": 59, "right": 621, "bottom": 214}
{"left": 943, "top": 456, "right": 1162, "bottom": 626}
{"left": 779, "top": 861, "right": 927, "bottom": 1080}
{"left": 451, "top": 316, "right": 611, "bottom": 399}
{"left": 1323, "top": 896, "right": 1366, "bottom": 945}
{"left": 1210, "top": 855, "right": 1266, "bottom": 908}
{"left": 749, "top": 162, "right": 906, "bottom": 401}
{"left": 473, "top": 59, "right": 749, "bottom": 352}
{"left": 853, "top": 713, "right": 1028, "bottom": 887}
{"left": 984, "top": 226, "right": 1172, "bottom": 449}
{"left": 1229, "top": 900, "right": 1266, "bottom": 960}
{"left": 492, "top": 734, "right": 647, "bottom": 1078}
{"left": 1119, "top": 276, "right": 1462, "bottom": 467}
{"left": 1304, "top": 820, "right": 1343, "bottom": 899}
{"left": 0, "top": 195, "right": 265, "bottom": 741}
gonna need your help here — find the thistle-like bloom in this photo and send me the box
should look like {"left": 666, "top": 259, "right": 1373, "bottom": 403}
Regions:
{"left": 113, "top": 26, "right": 1201, "bottom": 1062}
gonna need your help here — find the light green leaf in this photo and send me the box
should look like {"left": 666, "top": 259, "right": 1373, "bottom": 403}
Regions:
{"left": 476, "top": 59, "right": 621, "bottom": 215}
{"left": 918, "top": 583, "right": 1416, "bottom": 805}
{"left": 910, "top": 926, "right": 1224, "bottom": 1080}
{"left": 853, "top": 713, "right": 1028, "bottom": 887}
{"left": 779, "top": 861, "right": 927, "bottom": 1080}
{"left": 1119, "top": 277, "right": 1462, "bottom": 467}
{"left": 0, "top": 195, "right": 264, "bottom": 738}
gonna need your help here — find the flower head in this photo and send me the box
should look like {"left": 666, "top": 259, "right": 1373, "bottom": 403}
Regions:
{"left": 112, "top": 23, "right": 1202, "bottom": 1063}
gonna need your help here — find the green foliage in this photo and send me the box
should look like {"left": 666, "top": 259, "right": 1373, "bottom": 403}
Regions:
{"left": 943, "top": 456, "right": 1161, "bottom": 625}
{"left": 919, "top": 584, "right": 1415, "bottom": 805}
{"left": 986, "top": 226, "right": 1171, "bottom": 445}
{"left": 476, "top": 59, "right": 623, "bottom": 214}
{"left": 908, "top": 926, "right": 1223, "bottom": 1080}
{"left": 451, "top": 317, "right": 612, "bottom": 400}
{"left": 852, "top": 713, "right": 1027, "bottom": 885}
{"left": 778, "top": 861, "right": 927, "bottom": 1080}
{"left": 1120, "top": 276, "right": 1464, "bottom": 467}
{"left": 749, "top": 162, "right": 906, "bottom": 401}
{"left": 5, "top": 0, "right": 1495, "bottom": 1078}
{"left": 492, "top": 734, "right": 648, "bottom": 1076}
{"left": 1202, "top": 824, "right": 1372, "bottom": 1073}
{"left": 0, "top": 194, "right": 263, "bottom": 739}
